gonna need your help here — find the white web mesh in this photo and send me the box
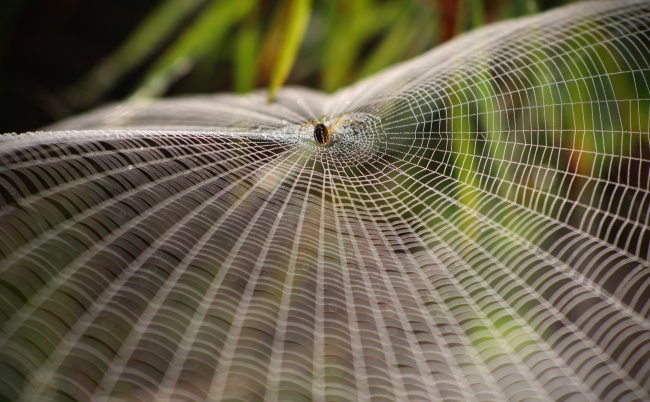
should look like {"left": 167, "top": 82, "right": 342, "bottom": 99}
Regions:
{"left": 1, "top": 1, "right": 649, "bottom": 401}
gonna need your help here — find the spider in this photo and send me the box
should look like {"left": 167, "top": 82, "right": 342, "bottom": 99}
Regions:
{"left": 302, "top": 114, "right": 353, "bottom": 146}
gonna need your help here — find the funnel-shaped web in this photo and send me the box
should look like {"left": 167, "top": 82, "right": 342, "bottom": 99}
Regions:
{"left": 1, "top": 1, "right": 650, "bottom": 401}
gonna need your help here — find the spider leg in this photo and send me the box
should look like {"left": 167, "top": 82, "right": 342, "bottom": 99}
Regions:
{"left": 299, "top": 120, "right": 318, "bottom": 142}
{"left": 329, "top": 113, "right": 354, "bottom": 131}
{"left": 300, "top": 119, "right": 317, "bottom": 128}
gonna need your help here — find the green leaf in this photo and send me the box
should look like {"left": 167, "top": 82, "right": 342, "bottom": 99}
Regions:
{"left": 266, "top": 0, "right": 312, "bottom": 103}
{"left": 132, "top": 0, "right": 257, "bottom": 100}
{"left": 358, "top": 5, "right": 434, "bottom": 79}
{"left": 234, "top": 13, "right": 260, "bottom": 94}
{"left": 321, "top": 0, "right": 404, "bottom": 92}
{"left": 65, "top": 0, "right": 208, "bottom": 109}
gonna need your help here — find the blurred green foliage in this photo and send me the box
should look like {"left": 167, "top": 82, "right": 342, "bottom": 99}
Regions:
{"left": 0, "top": 0, "right": 581, "bottom": 132}
{"left": 85, "top": 0, "right": 557, "bottom": 101}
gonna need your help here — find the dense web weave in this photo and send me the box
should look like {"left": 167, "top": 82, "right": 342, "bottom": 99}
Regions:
{"left": 1, "top": 1, "right": 650, "bottom": 401}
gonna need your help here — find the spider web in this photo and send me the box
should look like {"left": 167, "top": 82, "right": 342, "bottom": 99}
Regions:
{"left": 1, "top": 1, "right": 650, "bottom": 401}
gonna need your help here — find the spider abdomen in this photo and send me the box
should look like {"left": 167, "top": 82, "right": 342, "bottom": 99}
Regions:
{"left": 313, "top": 123, "right": 331, "bottom": 145}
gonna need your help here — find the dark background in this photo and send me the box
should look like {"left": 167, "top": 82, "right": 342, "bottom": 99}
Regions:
{"left": 0, "top": 0, "right": 159, "bottom": 134}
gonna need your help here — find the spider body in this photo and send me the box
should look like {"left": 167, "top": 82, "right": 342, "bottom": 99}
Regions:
{"left": 302, "top": 114, "right": 352, "bottom": 146}
{"left": 313, "top": 123, "right": 330, "bottom": 145}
